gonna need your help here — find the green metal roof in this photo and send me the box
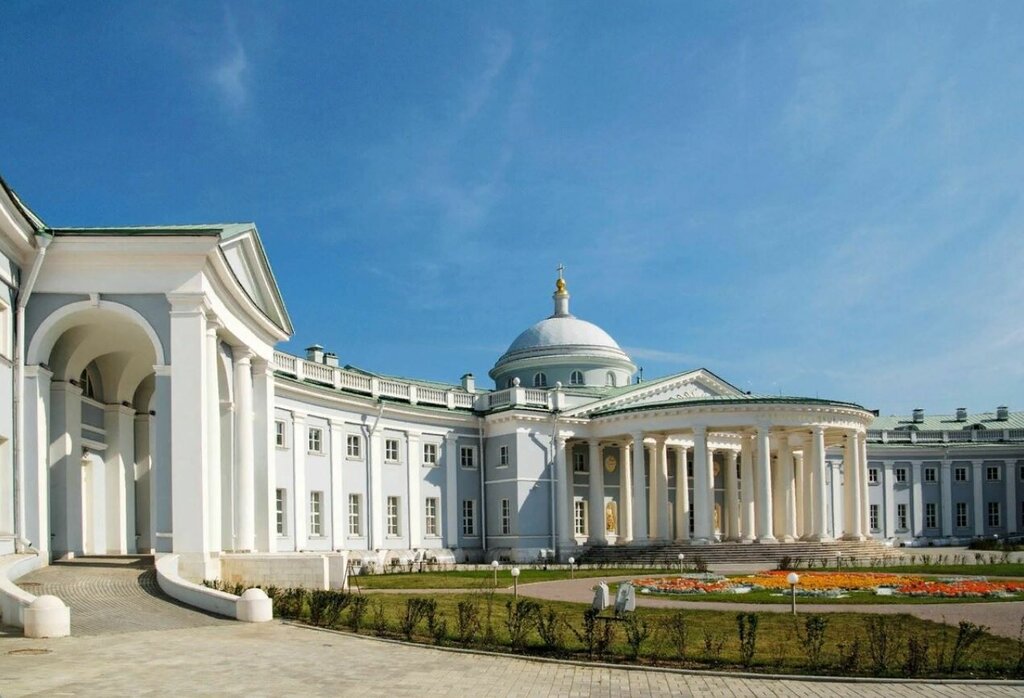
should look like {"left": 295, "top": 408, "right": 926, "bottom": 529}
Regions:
{"left": 870, "top": 410, "right": 1024, "bottom": 431}
{"left": 50, "top": 223, "right": 253, "bottom": 237}
{"left": 343, "top": 365, "right": 468, "bottom": 392}
{"left": 591, "top": 395, "right": 870, "bottom": 417}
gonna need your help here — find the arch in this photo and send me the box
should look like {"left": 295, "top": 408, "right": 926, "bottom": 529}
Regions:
{"left": 570, "top": 370, "right": 584, "bottom": 386}
{"left": 532, "top": 372, "right": 547, "bottom": 388}
{"left": 28, "top": 299, "right": 166, "bottom": 368}
{"left": 606, "top": 371, "right": 617, "bottom": 387}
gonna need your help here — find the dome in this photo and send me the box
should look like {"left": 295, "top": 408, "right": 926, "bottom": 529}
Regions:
{"left": 504, "top": 316, "right": 624, "bottom": 356}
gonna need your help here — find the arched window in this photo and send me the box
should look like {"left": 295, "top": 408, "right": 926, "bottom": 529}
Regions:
{"left": 506, "top": 378, "right": 515, "bottom": 388}
{"left": 570, "top": 370, "right": 584, "bottom": 386}
{"left": 79, "top": 369, "right": 96, "bottom": 399}
{"left": 533, "top": 372, "right": 547, "bottom": 388}
{"left": 605, "top": 371, "right": 617, "bottom": 387}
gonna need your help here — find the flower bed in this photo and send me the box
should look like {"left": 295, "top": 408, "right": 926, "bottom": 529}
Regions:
{"left": 633, "top": 575, "right": 730, "bottom": 594}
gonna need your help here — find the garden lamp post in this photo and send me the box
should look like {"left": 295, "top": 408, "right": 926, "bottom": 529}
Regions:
{"left": 678, "top": 553, "right": 685, "bottom": 576}
{"left": 491, "top": 560, "right": 499, "bottom": 587}
{"left": 787, "top": 572, "right": 800, "bottom": 615}
{"left": 511, "top": 567, "right": 521, "bottom": 599}
{"left": 836, "top": 551, "right": 843, "bottom": 571}
{"left": 568, "top": 557, "right": 575, "bottom": 579}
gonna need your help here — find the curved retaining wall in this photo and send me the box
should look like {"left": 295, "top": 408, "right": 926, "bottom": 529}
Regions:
{"left": 155, "top": 554, "right": 271, "bottom": 622}
{"left": 0, "top": 553, "right": 71, "bottom": 636}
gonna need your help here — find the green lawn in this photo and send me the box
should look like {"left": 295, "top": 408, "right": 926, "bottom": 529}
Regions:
{"left": 272, "top": 588, "right": 1023, "bottom": 678}
{"left": 617, "top": 585, "right": 1020, "bottom": 605}
{"left": 353, "top": 567, "right": 663, "bottom": 589}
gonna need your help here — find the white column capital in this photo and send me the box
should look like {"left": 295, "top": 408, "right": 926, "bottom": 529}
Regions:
{"left": 167, "top": 292, "right": 209, "bottom": 314}
{"left": 232, "top": 346, "right": 254, "bottom": 364}
{"left": 691, "top": 425, "right": 707, "bottom": 437}
{"left": 292, "top": 411, "right": 307, "bottom": 423}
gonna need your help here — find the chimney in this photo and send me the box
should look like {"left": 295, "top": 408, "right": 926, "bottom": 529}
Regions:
{"left": 997, "top": 405, "right": 1010, "bottom": 421}
{"left": 912, "top": 408, "right": 924, "bottom": 423}
{"left": 461, "top": 373, "right": 475, "bottom": 393}
{"left": 306, "top": 344, "right": 325, "bottom": 363}
{"left": 955, "top": 407, "right": 967, "bottom": 422}
{"left": 324, "top": 352, "right": 339, "bottom": 367}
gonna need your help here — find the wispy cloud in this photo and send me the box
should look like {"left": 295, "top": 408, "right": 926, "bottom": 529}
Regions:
{"left": 208, "top": 8, "right": 249, "bottom": 113}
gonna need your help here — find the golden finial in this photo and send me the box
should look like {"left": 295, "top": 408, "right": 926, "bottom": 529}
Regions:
{"left": 555, "top": 263, "right": 567, "bottom": 294}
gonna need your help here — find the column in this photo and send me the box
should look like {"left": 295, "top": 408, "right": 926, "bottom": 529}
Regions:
{"left": 776, "top": 441, "right": 795, "bottom": 542}
{"left": 859, "top": 434, "right": 870, "bottom": 540}
{"left": 691, "top": 426, "right": 711, "bottom": 541}
{"left": 674, "top": 446, "right": 690, "bottom": 541}
{"left": 1007, "top": 460, "right": 1018, "bottom": 535}
{"left": 619, "top": 441, "right": 633, "bottom": 544}
{"left": 810, "top": 426, "right": 830, "bottom": 541}
{"left": 368, "top": 428, "right": 384, "bottom": 549}
{"left": 23, "top": 366, "right": 52, "bottom": 558}
{"left": 205, "top": 320, "right": 222, "bottom": 553}
{"left": 233, "top": 347, "right": 255, "bottom": 552}
{"left": 654, "top": 438, "right": 670, "bottom": 540}
{"left": 51, "top": 381, "right": 83, "bottom": 556}
{"left": 292, "top": 412, "right": 308, "bottom": 551}
{"left": 972, "top": 460, "right": 984, "bottom": 534}
{"left": 940, "top": 460, "right": 953, "bottom": 536}
{"left": 252, "top": 358, "right": 276, "bottom": 553}
{"left": 554, "top": 435, "right": 573, "bottom": 554}
{"left": 406, "top": 431, "right": 422, "bottom": 548}
{"left": 630, "top": 432, "right": 649, "bottom": 542}
{"left": 794, "top": 449, "right": 805, "bottom": 538}
{"left": 168, "top": 295, "right": 212, "bottom": 578}
{"left": 587, "top": 440, "right": 606, "bottom": 544}
{"left": 724, "top": 449, "right": 739, "bottom": 540}
{"left": 329, "top": 420, "right": 345, "bottom": 549}
{"left": 754, "top": 425, "right": 776, "bottom": 542}
{"left": 846, "top": 433, "right": 864, "bottom": 539}
{"left": 739, "top": 434, "right": 755, "bottom": 542}
{"left": 134, "top": 412, "right": 153, "bottom": 553}
{"left": 842, "top": 431, "right": 857, "bottom": 539}
{"left": 911, "top": 460, "right": 923, "bottom": 538}
{"left": 152, "top": 367, "right": 173, "bottom": 553}
{"left": 882, "top": 461, "right": 895, "bottom": 538}
{"left": 706, "top": 448, "right": 717, "bottom": 538}
{"left": 445, "top": 433, "right": 459, "bottom": 547}
{"left": 770, "top": 447, "right": 782, "bottom": 539}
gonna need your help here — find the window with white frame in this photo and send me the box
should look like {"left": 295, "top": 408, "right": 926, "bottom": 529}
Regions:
{"left": 570, "top": 370, "right": 584, "bottom": 386}
{"left": 954, "top": 466, "right": 968, "bottom": 482}
{"left": 308, "top": 427, "right": 323, "bottom": 454}
{"left": 868, "top": 468, "right": 879, "bottom": 484}
{"left": 309, "top": 491, "right": 323, "bottom": 536}
{"left": 424, "top": 497, "right": 439, "bottom": 536}
{"left": 423, "top": 443, "right": 438, "bottom": 466}
{"left": 462, "top": 500, "right": 476, "bottom": 536}
{"left": 275, "top": 488, "right": 287, "bottom": 535}
{"left": 386, "top": 496, "right": 401, "bottom": 536}
{"left": 896, "top": 503, "right": 908, "bottom": 530}
{"left": 605, "top": 371, "right": 616, "bottom": 387}
{"left": 987, "top": 465, "right": 1000, "bottom": 481}
{"left": 500, "top": 498, "right": 511, "bottom": 535}
{"left": 574, "top": 500, "right": 587, "bottom": 536}
{"left": 924, "top": 467, "right": 937, "bottom": 483}
{"left": 572, "top": 451, "right": 587, "bottom": 473}
{"left": 385, "top": 438, "right": 400, "bottom": 463}
{"left": 275, "top": 421, "right": 286, "bottom": 448}
{"left": 348, "top": 494, "right": 362, "bottom": 536}
{"left": 895, "top": 467, "right": 907, "bottom": 483}
{"left": 499, "top": 445, "right": 509, "bottom": 467}
{"left": 346, "top": 434, "right": 362, "bottom": 459}
{"left": 532, "top": 372, "right": 547, "bottom": 388}
{"left": 460, "top": 445, "right": 476, "bottom": 469}
{"left": 80, "top": 369, "right": 96, "bottom": 399}
{"left": 869, "top": 504, "right": 879, "bottom": 531}
{"left": 955, "top": 502, "right": 968, "bottom": 528}
{"left": 988, "top": 501, "right": 1001, "bottom": 527}
{"left": 925, "top": 502, "right": 937, "bottom": 529}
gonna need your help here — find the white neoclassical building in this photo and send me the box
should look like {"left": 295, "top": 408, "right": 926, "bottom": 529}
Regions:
{"left": 0, "top": 172, "right": 1019, "bottom": 582}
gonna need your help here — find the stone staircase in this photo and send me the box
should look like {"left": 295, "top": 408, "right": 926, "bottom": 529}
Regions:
{"left": 577, "top": 539, "right": 901, "bottom": 567}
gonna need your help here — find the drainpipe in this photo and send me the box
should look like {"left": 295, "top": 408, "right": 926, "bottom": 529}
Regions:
{"left": 549, "top": 411, "right": 560, "bottom": 557}
{"left": 364, "top": 401, "right": 385, "bottom": 552}
{"left": 477, "top": 416, "right": 486, "bottom": 553}
{"left": 13, "top": 233, "right": 52, "bottom": 551}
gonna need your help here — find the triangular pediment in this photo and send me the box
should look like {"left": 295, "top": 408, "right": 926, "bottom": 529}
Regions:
{"left": 564, "top": 368, "right": 744, "bottom": 417}
{"left": 219, "top": 226, "right": 293, "bottom": 335}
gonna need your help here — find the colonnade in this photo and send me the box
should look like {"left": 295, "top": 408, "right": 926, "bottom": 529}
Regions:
{"left": 557, "top": 424, "right": 869, "bottom": 551}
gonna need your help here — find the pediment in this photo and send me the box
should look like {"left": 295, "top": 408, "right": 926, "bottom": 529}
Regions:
{"left": 219, "top": 227, "right": 293, "bottom": 335}
{"left": 565, "top": 368, "right": 744, "bottom": 417}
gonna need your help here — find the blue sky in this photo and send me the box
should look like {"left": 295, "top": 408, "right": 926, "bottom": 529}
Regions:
{"left": 2, "top": 1, "right": 1023, "bottom": 415}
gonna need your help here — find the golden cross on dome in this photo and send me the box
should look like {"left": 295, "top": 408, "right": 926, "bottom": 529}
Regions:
{"left": 556, "top": 262, "right": 565, "bottom": 280}
{"left": 555, "top": 263, "right": 567, "bottom": 293}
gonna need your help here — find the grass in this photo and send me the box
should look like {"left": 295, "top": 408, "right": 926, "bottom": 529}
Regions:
{"left": 272, "top": 588, "right": 1024, "bottom": 679}
{"left": 618, "top": 585, "right": 1020, "bottom": 605}
{"left": 353, "top": 567, "right": 662, "bottom": 589}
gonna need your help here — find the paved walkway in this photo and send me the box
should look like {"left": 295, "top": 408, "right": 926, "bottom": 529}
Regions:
{"left": 1, "top": 621, "right": 1020, "bottom": 697}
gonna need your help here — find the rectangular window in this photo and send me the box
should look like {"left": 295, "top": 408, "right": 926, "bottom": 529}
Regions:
{"left": 895, "top": 468, "right": 907, "bottom": 483}
{"left": 308, "top": 427, "right": 323, "bottom": 454}
{"left": 499, "top": 445, "right": 509, "bottom": 467}
{"left": 574, "top": 500, "right": 587, "bottom": 536}
{"left": 385, "top": 438, "right": 400, "bottom": 463}
{"left": 924, "top": 467, "right": 937, "bottom": 483}
{"left": 423, "top": 443, "right": 439, "bottom": 466}
{"left": 309, "top": 491, "right": 323, "bottom": 536}
{"left": 462, "top": 500, "right": 476, "bottom": 537}
{"left": 346, "top": 434, "right": 362, "bottom": 459}
{"left": 275, "top": 420, "right": 286, "bottom": 448}
{"left": 1020, "top": 465, "right": 1024, "bottom": 481}
{"left": 868, "top": 468, "right": 879, "bottom": 484}
{"left": 955, "top": 502, "right": 968, "bottom": 528}
{"left": 387, "top": 496, "right": 400, "bottom": 536}
{"left": 988, "top": 501, "right": 1001, "bottom": 527}
{"left": 573, "top": 451, "right": 587, "bottom": 473}
{"left": 688, "top": 461, "right": 694, "bottom": 478}
{"left": 925, "top": 502, "right": 937, "bottom": 529}
{"left": 500, "top": 498, "right": 511, "bottom": 535}
{"left": 460, "top": 446, "right": 476, "bottom": 469}
{"left": 869, "top": 504, "right": 879, "bottom": 531}
{"left": 348, "top": 494, "right": 362, "bottom": 536}
{"left": 955, "top": 467, "right": 968, "bottom": 482}
{"left": 424, "top": 497, "right": 439, "bottom": 536}
{"left": 896, "top": 503, "right": 908, "bottom": 530}
{"left": 987, "top": 466, "right": 1000, "bottom": 481}
{"left": 275, "top": 488, "right": 287, "bottom": 535}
